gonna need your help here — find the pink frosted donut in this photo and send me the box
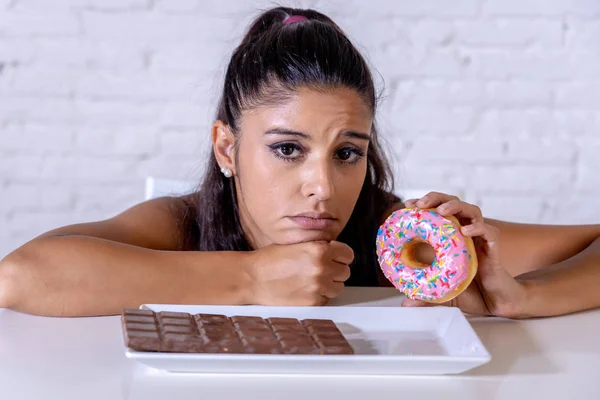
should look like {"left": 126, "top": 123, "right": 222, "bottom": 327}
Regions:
{"left": 376, "top": 208, "right": 478, "bottom": 303}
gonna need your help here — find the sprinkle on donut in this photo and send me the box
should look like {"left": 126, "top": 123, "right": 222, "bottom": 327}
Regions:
{"left": 376, "top": 208, "right": 478, "bottom": 302}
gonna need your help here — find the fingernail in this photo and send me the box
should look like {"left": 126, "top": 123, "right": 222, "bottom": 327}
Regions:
{"left": 417, "top": 197, "right": 427, "bottom": 206}
{"left": 438, "top": 205, "right": 447, "bottom": 213}
{"left": 462, "top": 226, "right": 473, "bottom": 234}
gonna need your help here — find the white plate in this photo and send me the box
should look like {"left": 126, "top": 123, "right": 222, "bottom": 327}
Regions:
{"left": 125, "top": 305, "right": 490, "bottom": 376}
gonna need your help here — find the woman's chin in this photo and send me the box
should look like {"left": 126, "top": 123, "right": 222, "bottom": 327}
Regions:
{"left": 277, "top": 229, "right": 339, "bottom": 244}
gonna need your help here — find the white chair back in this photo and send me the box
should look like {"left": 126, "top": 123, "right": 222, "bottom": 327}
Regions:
{"left": 144, "top": 177, "right": 196, "bottom": 200}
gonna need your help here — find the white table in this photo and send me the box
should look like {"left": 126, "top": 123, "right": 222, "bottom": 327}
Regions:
{"left": 1, "top": 287, "right": 599, "bottom": 400}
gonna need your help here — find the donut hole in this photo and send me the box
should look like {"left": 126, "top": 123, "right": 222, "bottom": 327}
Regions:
{"left": 400, "top": 240, "right": 435, "bottom": 269}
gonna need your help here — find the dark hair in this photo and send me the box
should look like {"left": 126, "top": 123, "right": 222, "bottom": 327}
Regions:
{"left": 182, "top": 7, "right": 399, "bottom": 287}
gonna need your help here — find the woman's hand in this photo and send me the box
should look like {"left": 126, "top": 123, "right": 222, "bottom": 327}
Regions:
{"left": 247, "top": 240, "right": 353, "bottom": 307}
{"left": 402, "top": 192, "right": 531, "bottom": 318}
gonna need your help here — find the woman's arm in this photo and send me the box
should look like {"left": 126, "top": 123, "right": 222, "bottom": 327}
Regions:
{"left": 0, "top": 195, "right": 355, "bottom": 316}
{"left": 517, "top": 235, "right": 600, "bottom": 317}
{"left": 383, "top": 196, "right": 600, "bottom": 317}
{"left": 383, "top": 201, "right": 600, "bottom": 277}
{"left": 0, "top": 237, "right": 254, "bottom": 317}
{"left": 486, "top": 219, "right": 600, "bottom": 277}
{"left": 0, "top": 196, "right": 254, "bottom": 316}
{"left": 487, "top": 219, "right": 600, "bottom": 316}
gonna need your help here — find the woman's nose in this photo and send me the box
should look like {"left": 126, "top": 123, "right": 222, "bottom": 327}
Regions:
{"left": 300, "top": 159, "right": 334, "bottom": 201}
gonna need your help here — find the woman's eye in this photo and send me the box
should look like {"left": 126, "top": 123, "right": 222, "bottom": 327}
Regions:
{"left": 269, "top": 143, "right": 364, "bottom": 164}
{"left": 279, "top": 144, "right": 298, "bottom": 157}
{"left": 268, "top": 143, "right": 303, "bottom": 161}
{"left": 336, "top": 147, "right": 365, "bottom": 163}
{"left": 338, "top": 148, "right": 353, "bottom": 160}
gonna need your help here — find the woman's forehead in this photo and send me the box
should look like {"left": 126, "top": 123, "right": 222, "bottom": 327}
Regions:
{"left": 242, "top": 87, "right": 373, "bottom": 133}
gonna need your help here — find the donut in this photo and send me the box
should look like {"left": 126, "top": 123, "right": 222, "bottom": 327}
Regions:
{"left": 376, "top": 208, "right": 478, "bottom": 303}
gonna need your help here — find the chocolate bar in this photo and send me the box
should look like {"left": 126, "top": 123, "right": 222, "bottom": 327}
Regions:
{"left": 122, "top": 309, "right": 354, "bottom": 355}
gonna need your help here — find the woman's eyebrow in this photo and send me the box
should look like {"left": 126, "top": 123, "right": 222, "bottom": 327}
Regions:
{"left": 264, "top": 129, "right": 310, "bottom": 139}
{"left": 342, "top": 131, "right": 371, "bottom": 141}
{"left": 264, "top": 129, "right": 370, "bottom": 141}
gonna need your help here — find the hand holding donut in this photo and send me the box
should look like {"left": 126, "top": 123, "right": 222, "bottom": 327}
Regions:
{"left": 379, "top": 192, "right": 529, "bottom": 318}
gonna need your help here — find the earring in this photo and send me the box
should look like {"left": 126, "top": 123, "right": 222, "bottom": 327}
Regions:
{"left": 220, "top": 167, "right": 232, "bottom": 178}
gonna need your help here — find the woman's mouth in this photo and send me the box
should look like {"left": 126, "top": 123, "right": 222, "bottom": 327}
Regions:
{"left": 288, "top": 212, "right": 336, "bottom": 230}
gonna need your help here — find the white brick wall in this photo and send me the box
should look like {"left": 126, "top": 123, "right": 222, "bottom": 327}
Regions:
{"left": 1, "top": 0, "right": 600, "bottom": 258}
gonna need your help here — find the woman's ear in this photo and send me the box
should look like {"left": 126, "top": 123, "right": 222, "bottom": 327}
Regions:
{"left": 212, "top": 120, "right": 236, "bottom": 175}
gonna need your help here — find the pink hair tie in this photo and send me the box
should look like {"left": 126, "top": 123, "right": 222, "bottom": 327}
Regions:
{"left": 283, "top": 15, "right": 308, "bottom": 25}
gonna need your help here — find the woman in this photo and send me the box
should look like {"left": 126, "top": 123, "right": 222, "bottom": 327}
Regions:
{"left": 0, "top": 7, "right": 599, "bottom": 318}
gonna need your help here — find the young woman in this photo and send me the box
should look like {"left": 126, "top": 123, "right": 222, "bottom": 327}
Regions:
{"left": 1, "top": 7, "right": 599, "bottom": 318}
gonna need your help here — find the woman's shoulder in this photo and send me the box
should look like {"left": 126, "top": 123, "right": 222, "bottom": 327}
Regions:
{"left": 111, "top": 193, "right": 201, "bottom": 251}
{"left": 42, "top": 193, "right": 200, "bottom": 251}
{"left": 377, "top": 190, "right": 404, "bottom": 225}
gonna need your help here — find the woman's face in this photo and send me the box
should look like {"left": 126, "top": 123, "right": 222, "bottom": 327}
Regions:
{"left": 233, "top": 87, "right": 373, "bottom": 248}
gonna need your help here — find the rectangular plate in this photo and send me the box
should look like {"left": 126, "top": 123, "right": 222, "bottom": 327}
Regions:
{"left": 125, "top": 305, "right": 490, "bottom": 375}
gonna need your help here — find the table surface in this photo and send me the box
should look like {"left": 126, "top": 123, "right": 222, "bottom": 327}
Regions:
{"left": 1, "top": 287, "right": 598, "bottom": 400}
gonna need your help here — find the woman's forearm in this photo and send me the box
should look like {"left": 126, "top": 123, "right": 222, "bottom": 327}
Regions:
{"left": 518, "top": 236, "right": 600, "bottom": 317}
{"left": 0, "top": 235, "right": 254, "bottom": 317}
